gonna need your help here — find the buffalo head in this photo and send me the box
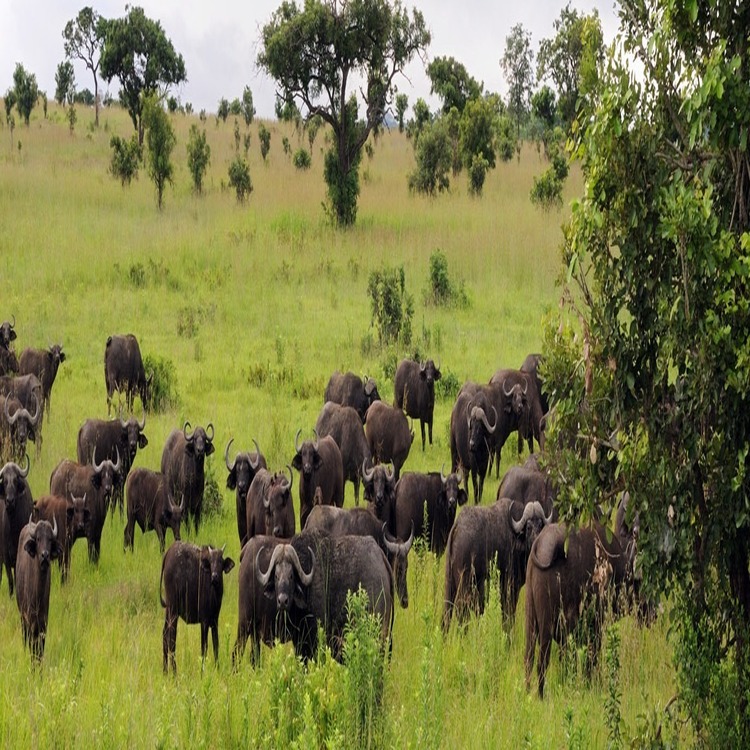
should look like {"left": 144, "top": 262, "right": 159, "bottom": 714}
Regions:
{"left": 362, "top": 461, "right": 396, "bottom": 520}
{"left": 292, "top": 429, "right": 321, "bottom": 479}
{"left": 419, "top": 359, "right": 442, "bottom": 390}
{"left": 502, "top": 377, "right": 528, "bottom": 416}
{"left": 440, "top": 464, "right": 467, "bottom": 509}
{"left": 121, "top": 414, "right": 148, "bottom": 461}
{"left": 0, "top": 317, "right": 16, "bottom": 349}
{"left": 467, "top": 404, "right": 497, "bottom": 452}
{"left": 383, "top": 522, "right": 414, "bottom": 608}
{"left": 23, "top": 516, "right": 61, "bottom": 572}
{"left": 66, "top": 493, "right": 91, "bottom": 540}
{"left": 264, "top": 467, "right": 294, "bottom": 537}
{"left": 200, "top": 544, "right": 235, "bottom": 590}
{"left": 256, "top": 543, "right": 315, "bottom": 612}
{"left": 0, "top": 454, "right": 30, "bottom": 513}
{"left": 225, "top": 437, "right": 264, "bottom": 499}
{"left": 510, "top": 500, "right": 553, "bottom": 549}
{"left": 183, "top": 421, "right": 215, "bottom": 459}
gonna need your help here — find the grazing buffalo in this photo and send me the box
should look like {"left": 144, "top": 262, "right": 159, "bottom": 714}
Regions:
{"left": 449, "top": 386, "right": 498, "bottom": 503}
{"left": 365, "top": 401, "right": 414, "bottom": 481}
{"left": 0, "top": 392, "right": 40, "bottom": 462}
{"left": 15, "top": 517, "right": 62, "bottom": 662}
{"left": 305, "top": 504, "right": 414, "bottom": 608}
{"left": 161, "top": 422, "right": 215, "bottom": 534}
{"left": 244, "top": 467, "right": 296, "bottom": 543}
{"left": 104, "top": 334, "right": 152, "bottom": 415}
{"left": 225, "top": 438, "right": 266, "bottom": 544}
{"left": 253, "top": 529, "right": 394, "bottom": 661}
{"left": 443, "top": 497, "right": 553, "bottom": 631}
{"left": 394, "top": 468, "right": 467, "bottom": 556}
{"left": 0, "top": 318, "right": 18, "bottom": 376}
{"left": 77, "top": 415, "right": 148, "bottom": 516}
{"left": 49, "top": 453, "right": 122, "bottom": 563}
{"left": 362, "top": 461, "right": 397, "bottom": 533}
{"left": 315, "top": 401, "right": 371, "bottom": 505}
{"left": 0, "top": 456, "right": 34, "bottom": 595}
{"left": 497, "top": 465, "right": 557, "bottom": 518}
{"left": 324, "top": 371, "right": 380, "bottom": 423}
{"left": 124, "top": 468, "right": 184, "bottom": 553}
{"left": 394, "top": 358, "right": 441, "bottom": 451}
{"left": 520, "top": 353, "right": 549, "bottom": 415}
{"left": 524, "top": 522, "right": 628, "bottom": 697}
{"left": 291, "top": 430, "right": 344, "bottom": 530}
{"left": 33, "top": 493, "right": 90, "bottom": 583}
{"left": 18, "top": 344, "right": 66, "bottom": 420}
{"left": 160, "top": 541, "right": 235, "bottom": 674}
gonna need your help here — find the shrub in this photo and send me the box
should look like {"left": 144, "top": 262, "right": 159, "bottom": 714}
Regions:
{"left": 258, "top": 123, "right": 271, "bottom": 162}
{"left": 468, "top": 152, "right": 489, "bottom": 196}
{"left": 408, "top": 119, "right": 451, "bottom": 195}
{"left": 186, "top": 124, "right": 211, "bottom": 194}
{"left": 367, "top": 265, "right": 413, "bottom": 346}
{"left": 109, "top": 134, "right": 141, "bottom": 185}
{"left": 228, "top": 156, "right": 252, "bottom": 202}
{"left": 201, "top": 463, "right": 224, "bottom": 520}
{"left": 425, "top": 249, "right": 468, "bottom": 308}
{"left": 435, "top": 370, "right": 460, "bottom": 401}
{"left": 293, "top": 147, "right": 311, "bottom": 170}
{"left": 142, "top": 353, "right": 178, "bottom": 413}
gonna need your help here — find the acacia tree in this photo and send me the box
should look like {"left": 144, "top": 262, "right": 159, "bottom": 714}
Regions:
{"left": 500, "top": 23, "right": 534, "bottom": 138}
{"left": 12, "top": 63, "right": 39, "bottom": 125}
{"left": 426, "top": 56, "right": 482, "bottom": 115}
{"left": 142, "top": 94, "right": 175, "bottom": 210}
{"left": 544, "top": 0, "right": 750, "bottom": 742}
{"left": 99, "top": 6, "right": 186, "bottom": 145}
{"left": 258, "top": 0, "right": 430, "bottom": 227}
{"left": 63, "top": 7, "right": 105, "bottom": 127}
{"left": 55, "top": 61, "right": 76, "bottom": 106}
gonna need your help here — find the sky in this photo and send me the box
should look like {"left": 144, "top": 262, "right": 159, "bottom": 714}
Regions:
{"left": 1, "top": 1, "right": 620, "bottom": 119}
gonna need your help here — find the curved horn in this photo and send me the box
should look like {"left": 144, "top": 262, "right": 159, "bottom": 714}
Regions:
{"left": 542, "top": 501, "right": 554, "bottom": 525}
{"left": 455, "top": 466, "right": 464, "bottom": 485}
{"left": 221, "top": 543, "right": 226, "bottom": 554}
{"left": 256, "top": 544, "right": 284, "bottom": 587}
{"left": 179, "top": 493, "right": 185, "bottom": 511}
{"left": 384, "top": 463, "right": 395, "bottom": 483}
{"left": 312, "top": 428, "right": 319, "bottom": 452}
{"left": 511, "top": 501, "right": 538, "bottom": 534}
{"left": 183, "top": 421, "right": 194, "bottom": 441}
{"left": 383, "top": 521, "right": 414, "bottom": 556}
{"left": 294, "top": 428, "right": 302, "bottom": 454}
{"left": 27, "top": 514, "right": 37, "bottom": 537}
{"left": 5, "top": 394, "right": 18, "bottom": 425}
{"left": 10, "top": 315, "right": 15, "bottom": 329}
{"left": 288, "top": 545, "right": 315, "bottom": 587}
{"left": 29, "top": 392, "right": 40, "bottom": 426}
{"left": 112, "top": 446, "right": 122, "bottom": 474}
{"left": 205, "top": 423, "right": 214, "bottom": 442}
{"left": 522, "top": 379, "right": 528, "bottom": 395}
{"left": 18, "top": 453, "right": 30, "bottom": 478}
{"left": 224, "top": 438, "right": 235, "bottom": 472}
{"left": 440, "top": 463, "right": 448, "bottom": 484}
{"left": 51, "top": 513, "right": 58, "bottom": 539}
{"left": 362, "top": 459, "right": 375, "bottom": 482}
{"left": 281, "top": 465, "right": 293, "bottom": 492}
{"left": 250, "top": 439, "right": 262, "bottom": 470}
{"left": 419, "top": 361, "right": 426, "bottom": 372}
{"left": 93, "top": 449, "right": 104, "bottom": 474}
{"left": 138, "top": 412, "right": 146, "bottom": 431}
{"left": 120, "top": 416, "right": 128, "bottom": 429}
{"left": 502, "top": 379, "right": 513, "bottom": 397}
{"left": 480, "top": 406, "right": 498, "bottom": 434}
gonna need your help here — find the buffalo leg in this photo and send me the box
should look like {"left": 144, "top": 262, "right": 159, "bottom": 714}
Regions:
{"left": 537, "top": 636, "right": 552, "bottom": 698}
{"left": 200, "top": 622, "right": 209, "bottom": 664}
{"left": 211, "top": 622, "right": 219, "bottom": 663}
{"left": 163, "top": 612, "right": 177, "bottom": 674}
{"left": 420, "top": 421, "right": 426, "bottom": 452}
{"left": 428, "top": 418, "right": 433, "bottom": 447}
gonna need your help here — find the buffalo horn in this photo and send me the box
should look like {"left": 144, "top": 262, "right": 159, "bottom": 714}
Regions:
{"left": 4, "top": 393, "right": 18, "bottom": 425}
{"left": 440, "top": 463, "right": 447, "bottom": 485}
{"left": 224, "top": 438, "right": 236, "bottom": 472}
{"left": 419, "top": 361, "right": 425, "bottom": 372}
{"left": 18, "top": 453, "right": 30, "bottom": 478}
{"left": 294, "top": 428, "right": 302, "bottom": 454}
{"left": 522, "top": 379, "right": 528, "bottom": 395}
{"left": 27, "top": 515, "right": 37, "bottom": 537}
{"left": 120, "top": 416, "right": 129, "bottom": 429}
{"left": 51, "top": 513, "right": 58, "bottom": 539}
{"left": 288, "top": 545, "right": 315, "bottom": 586}
{"left": 455, "top": 466, "right": 464, "bottom": 485}
{"left": 29, "top": 392, "right": 40, "bottom": 425}
{"left": 183, "top": 421, "right": 194, "bottom": 442}
{"left": 383, "top": 521, "right": 414, "bottom": 556}
{"left": 206, "top": 422, "right": 214, "bottom": 442}
{"left": 10, "top": 315, "right": 15, "bottom": 329}
{"left": 179, "top": 493, "right": 185, "bottom": 511}
{"left": 510, "top": 501, "right": 546, "bottom": 534}
{"left": 281, "top": 465, "right": 293, "bottom": 492}
{"left": 502, "top": 379, "right": 513, "bottom": 397}
{"left": 250, "top": 439, "right": 262, "bottom": 470}
{"left": 542, "top": 501, "right": 554, "bottom": 525}
{"left": 256, "top": 544, "right": 285, "bottom": 587}
{"left": 138, "top": 412, "right": 146, "bottom": 431}
{"left": 384, "top": 463, "right": 395, "bottom": 483}
{"left": 480, "top": 406, "right": 498, "bottom": 434}
{"left": 362, "top": 459, "right": 375, "bottom": 482}
{"left": 113, "top": 446, "right": 122, "bottom": 474}
{"left": 312, "top": 428, "right": 319, "bottom": 452}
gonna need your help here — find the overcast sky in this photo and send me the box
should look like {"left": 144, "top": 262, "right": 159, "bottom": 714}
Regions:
{"left": 1, "top": 1, "right": 620, "bottom": 118}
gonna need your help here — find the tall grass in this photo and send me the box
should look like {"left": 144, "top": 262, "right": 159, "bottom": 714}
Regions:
{"left": 0, "top": 102, "right": 678, "bottom": 746}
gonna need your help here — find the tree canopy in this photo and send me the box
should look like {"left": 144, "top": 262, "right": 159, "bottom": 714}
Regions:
{"left": 99, "top": 5, "right": 186, "bottom": 145}
{"left": 11, "top": 63, "right": 39, "bottom": 125}
{"left": 258, "top": 0, "right": 430, "bottom": 226}
{"left": 500, "top": 24, "right": 534, "bottom": 137}
{"left": 63, "top": 7, "right": 105, "bottom": 126}
{"left": 426, "top": 56, "right": 482, "bottom": 115}
{"left": 545, "top": 0, "right": 750, "bottom": 742}
{"left": 55, "top": 61, "right": 76, "bottom": 106}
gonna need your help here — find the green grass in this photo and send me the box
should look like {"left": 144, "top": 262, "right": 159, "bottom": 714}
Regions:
{"left": 0, "top": 103, "right": 678, "bottom": 747}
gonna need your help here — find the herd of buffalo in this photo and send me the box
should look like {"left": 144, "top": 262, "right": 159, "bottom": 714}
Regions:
{"left": 0, "top": 319, "right": 648, "bottom": 696}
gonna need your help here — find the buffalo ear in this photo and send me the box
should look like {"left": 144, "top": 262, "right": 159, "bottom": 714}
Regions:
{"left": 138, "top": 434, "right": 148, "bottom": 449}
{"left": 419, "top": 369, "right": 427, "bottom": 380}
{"left": 29, "top": 428, "right": 36, "bottom": 442}
{"left": 458, "top": 489, "right": 468, "bottom": 507}
{"left": 59, "top": 352, "right": 66, "bottom": 363}
{"left": 223, "top": 557, "right": 235, "bottom": 574}
{"left": 24, "top": 538, "right": 37, "bottom": 558}
{"left": 66, "top": 507, "right": 74, "bottom": 522}
{"left": 9, "top": 330, "right": 16, "bottom": 342}
{"left": 291, "top": 454, "right": 303, "bottom": 471}
{"left": 205, "top": 441, "right": 215, "bottom": 456}
{"left": 435, "top": 369, "right": 442, "bottom": 381}
{"left": 226, "top": 471, "right": 237, "bottom": 490}
{"left": 51, "top": 541, "right": 63, "bottom": 560}
{"left": 262, "top": 585, "right": 276, "bottom": 600}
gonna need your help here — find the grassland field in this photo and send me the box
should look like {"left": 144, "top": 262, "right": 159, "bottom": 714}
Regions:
{"left": 0, "top": 102, "right": 677, "bottom": 747}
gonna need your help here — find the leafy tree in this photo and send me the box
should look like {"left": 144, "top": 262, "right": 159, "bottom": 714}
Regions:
{"left": 544, "top": 1, "right": 750, "bottom": 743}
{"left": 99, "top": 6, "right": 186, "bottom": 145}
{"left": 166, "top": 96, "right": 179, "bottom": 113}
{"left": 229, "top": 98, "right": 242, "bottom": 116}
{"left": 67, "top": 104, "right": 77, "bottom": 133}
{"left": 395, "top": 93, "right": 408, "bottom": 132}
{"left": 258, "top": 123, "right": 271, "bottom": 162}
{"left": 258, "top": 0, "right": 430, "bottom": 227}
{"left": 536, "top": 3, "right": 603, "bottom": 130}
{"left": 74, "top": 88, "right": 95, "bottom": 106}
{"left": 530, "top": 130, "right": 568, "bottom": 209}
{"left": 217, "top": 97, "right": 229, "bottom": 123}
{"left": 228, "top": 156, "right": 252, "bottom": 202}
{"left": 459, "top": 95, "right": 500, "bottom": 171}
{"left": 306, "top": 114, "right": 322, "bottom": 151}
{"left": 500, "top": 23, "right": 534, "bottom": 138}
{"left": 293, "top": 147, "right": 311, "bottom": 170}
{"left": 55, "top": 61, "right": 76, "bottom": 105}
{"left": 467, "top": 153, "right": 489, "bottom": 196}
{"left": 40, "top": 92, "right": 48, "bottom": 119}
{"left": 367, "top": 265, "right": 413, "bottom": 346}
{"left": 241, "top": 86, "right": 255, "bottom": 126}
{"left": 426, "top": 56, "right": 482, "bottom": 115}
{"left": 12, "top": 64, "right": 39, "bottom": 125}
{"left": 109, "top": 134, "right": 141, "bottom": 185}
{"left": 142, "top": 94, "right": 175, "bottom": 210}
{"left": 63, "top": 7, "right": 105, "bottom": 126}
{"left": 405, "top": 97, "right": 430, "bottom": 143}
{"left": 407, "top": 117, "right": 451, "bottom": 195}
{"left": 4, "top": 89, "right": 16, "bottom": 124}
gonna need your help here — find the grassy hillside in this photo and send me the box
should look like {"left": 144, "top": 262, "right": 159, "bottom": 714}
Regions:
{"left": 0, "top": 103, "right": 677, "bottom": 747}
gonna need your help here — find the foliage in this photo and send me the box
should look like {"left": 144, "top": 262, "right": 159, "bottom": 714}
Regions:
{"left": 293, "top": 147, "right": 311, "bottom": 170}
{"left": 425, "top": 249, "right": 468, "bottom": 308}
{"left": 41, "top": 92, "right": 48, "bottom": 119}
{"left": 258, "top": 0, "right": 431, "bottom": 226}
{"left": 142, "top": 353, "right": 178, "bottom": 413}
{"left": 407, "top": 117, "right": 451, "bottom": 195}
{"left": 605, "top": 623, "right": 623, "bottom": 750}
{"left": 305, "top": 114, "right": 322, "bottom": 151}
{"left": 217, "top": 97, "right": 229, "bottom": 123}
{"left": 228, "top": 156, "right": 252, "bottom": 202}
{"left": 108, "top": 133, "right": 141, "bottom": 185}
{"left": 63, "top": 6, "right": 105, "bottom": 126}
{"left": 530, "top": 130, "right": 569, "bottom": 209}
{"left": 405, "top": 97, "right": 431, "bottom": 143}
{"left": 467, "top": 153, "right": 489, "bottom": 196}
{"left": 458, "top": 95, "right": 499, "bottom": 170}
{"left": 99, "top": 5, "right": 186, "bottom": 145}
{"left": 11, "top": 63, "right": 39, "bottom": 125}
{"left": 166, "top": 96, "right": 178, "bottom": 113}
{"left": 241, "top": 86, "right": 255, "bottom": 126}
{"left": 395, "top": 92, "right": 408, "bottom": 132}
{"left": 142, "top": 94, "right": 176, "bottom": 210}
{"left": 367, "top": 264, "right": 413, "bottom": 346}
{"left": 229, "top": 98, "right": 242, "bottom": 117}
{"left": 74, "top": 88, "right": 94, "bottom": 106}
{"left": 186, "top": 124, "right": 210, "bottom": 194}
{"left": 258, "top": 122, "right": 271, "bottom": 161}
{"left": 67, "top": 104, "right": 77, "bottom": 134}
{"left": 543, "top": 0, "right": 750, "bottom": 743}
{"left": 55, "top": 61, "right": 76, "bottom": 106}
{"left": 500, "top": 23, "right": 534, "bottom": 137}
{"left": 426, "top": 55, "right": 482, "bottom": 115}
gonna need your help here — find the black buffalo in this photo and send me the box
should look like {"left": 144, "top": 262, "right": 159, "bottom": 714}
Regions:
{"left": 49, "top": 453, "right": 122, "bottom": 563}
{"left": 520, "top": 353, "right": 549, "bottom": 415}
{"left": 18, "top": 344, "right": 66, "bottom": 420}
{"left": 324, "top": 371, "right": 380, "bottom": 423}
{"left": 443, "top": 497, "right": 553, "bottom": 630}
{"left": 315, "top": 401, "right": 371, "bottom": 505}
{"left": 32, "top": 493, "right": 90, "bottom": 583}
{"left": 104, "top": 333, "right": 152, "bottom": 415}
{"left": 291, "top": 430, "right": 344, "bottom": 530}
{"left": 497, "top": 465, "right": 557, "bottom": 518}
{"left": 244, "top": 467, "right": 296, "bottom": 543}
{"left": 225, "top": 438, "right": 266, "bottom": 544}
{"left": 0, "top": 456, "right": 34, "bottom": 595}
{"left": 15, "top": 517, "right": 62, "bottom": 662}
{"left": 161, "top": 422, "right": 215, "bottom": 534}
{"left": 0, "top": 317, "right": 18, "bottom": 376}
{"left": 365, "top": 401, "right": 414, "bottom": 481}
{"left": 160, "top": 541, "right": 235, "bottom": 674}
{"left": 449, "top": 386, "right": 498, "bottom": 503}
{"left": 124, "top": 468, "right": 184, "bottom": 553}
{"left": 394, "top": 358, "right": 441, "bottom": 451}
{"left": 394, "top": 468, "right": 467, "bottom": 556}
{"left": 524, "top": 522, "right": 628, "bottom": 697}
{"left": 362, "top": 461, "right": 397, "bottom": 533}
{"left": 0, "top": 392, "right": 40, "bottom": 462}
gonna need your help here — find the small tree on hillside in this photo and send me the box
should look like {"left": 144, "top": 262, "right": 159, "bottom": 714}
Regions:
{"left": 63, "top": 7, "right": 105, "bottom": 127}
{"left": 186, "top": 124, "right": 210, "bottom": 194}
{"left": 55, "top": 61, "right": 76, "bottom": 105}
{"left": 217, "top": 98, "right": 229, "bottom": 123}
{"left": 241, "top": 86, "right": 255, "bottom": 126}
{"left": 12, "top": 64, "right": 39, "bottom": 125}
{"left": 426, "top": 56, "right": 482, "bottom": 115}
{"left": 408, "top": 117, "right": 451, "bottom": 195}
{"left": 258, "top": 123, "right": 271, "bottom": 162}
{"left": 109, "top": 134, "right": 141, "bottom": 185}
{"left": 228, "top": 156, "right": 252, "bottom": 202}
{"left": 500, "top": 23, "right": 534, "bottom": 138}
{"left": 395, "top": 93, "right": 408, "bottom": 132}
{"left": 143, "top": 94, "right": 175, "bottom": 210}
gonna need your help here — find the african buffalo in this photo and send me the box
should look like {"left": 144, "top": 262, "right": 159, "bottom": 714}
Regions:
{"left": 77, "top": 415, "right": 148, "bottom": 516}
{"left": 161, "top": 422, "right": 215, "bottom": 534}
{"left": 160, "top": 541, "right": 235, "bottom": 674}
{"left": 394, "top": 358, "right": 441, "bottom": 451}
{"left": 0, "top": 456, "right": 34, "bottom": 595}
{"left": 49, "top": 452, "right": 122, "bottom": 563}
{"left": 362, "top": 461, "right": 397, "bottom": 533}
{"left": 394, "top": 468, "right": 467, "bottom": 556}
{"left": 225, "top": 438, "right": 266, "bottom": 544}
{"left": 520, "top": 353, "right": 549, "bottom": 415}
{"left": 443, "top": 497, "right": 553, "bottom": 631}
{"left": 497, "top": 465, "right": 557, "bottom": 518}
{"left": 365, "top": 401, "right": 414, "bottom": 481}
{"left": 324, "top": 371, "right": 380, "bottom": 423}
{"left": 315, "top": 401, "right": 371, "bottom": 505}
{"left": 18, "top": 344, "right": 66, "bottom": 420}
{"left": 32, "top": 493, "right": 90, "bottom": 583}
{"left": 449, "top": 386, "right": 498, "bottom": 503}
{"left": 291, "top": 430, "right": 344, "bottom": 530}
{"left": 253, "top": 529, "right": 394, "bottom": 661}
{"left": 0, "top": 317, "right": 18, "bottom": 376}
{"left": 104, "top": 333, "right": 152, "bottom": 415}
{"left": 124, "top": 468, "right": 184, "bottom": 553}
{"left": 305, "top": 504, "right": 414, "bottom": 608}
{"left": 524, "top": 522, "right": 628, "bottom": 697}
{"left": 0, "top": 392, "right": 40, "bottom": 462}
{"left": 15, "top": 517, "right": 62, "bottom": 662}
{"left": 244, "top": 467, "right": 296, "bottom": 543}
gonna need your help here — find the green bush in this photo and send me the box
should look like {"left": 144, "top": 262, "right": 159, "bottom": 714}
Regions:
{"left": 228, "top": 156, "right": 252, "bottom": 202}
{"left": 367, "top": 265, "right": 413, "bottom": 346}
{"left": 258, "top": 123, "right": 271, "bottom": 161}
{"left": 293, "top": 147, "right": 311, "bottom": 170}
{"left": 201, "top": 463, "right": 224, "bottom": 520}
{"left": 142, "top": 353, "right": 178, "bottom": 413}
{"left": 186, "top": 124, "right": 210, "bottom": 194}
{"left": 425, "top": 249, "right": 468, "bottom": 308}
{"left": 109, "top": 134, "right": 141, "bottom": 186}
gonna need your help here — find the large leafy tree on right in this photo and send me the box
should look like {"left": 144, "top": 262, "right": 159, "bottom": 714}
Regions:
{"left": 544, "top": 0, "right": 750, "bottom": 742}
